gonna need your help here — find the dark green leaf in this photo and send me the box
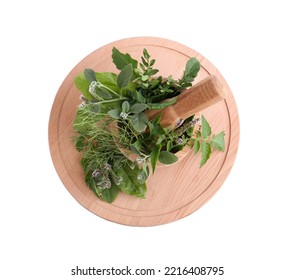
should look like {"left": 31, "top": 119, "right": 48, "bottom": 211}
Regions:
{"left": 150, "top": 59, "right": 156, "bottom": 66}
{"left": 130, "top": 103, "right": 148, "bottom": 114}
{"left": 150, "top": 145, "right": 161, "bottom": 173}
{"left": 143, "top": 48, "right": 150, "bottom": 60}
{"left": 149, "top": 69, "right": 159, "bottom": 76}
{"left": 167, "top": 140, "right": 172, "bottom": 152}
{"left": 148, "top": 97, "right": 177, "bottom": 110}
{"left": 132, "top": 91, "right": 146, "bottom": 103}
{"left": 117, "top": 64, "right": 133, "bottom": 89}
{"left": 108, "top": 109, "right": 120, "bottom": 119}
{"left": 211, "top": 132, "right": 225, "bottom": 151}
{"left": 100, "top": 186, "right": 120, "bottom": 203}
{"left": 84, "top": 68, "right": 97, "bottom": 82}
{"left": 200, "top": 141, "right": 211, "bottom": 167}
{"left": 88, "top": 103, "right": 100, "bottom": 113}
{"left": 121, "top": 101, "right": 130, "bottom": 112}
{"left": 193, "top": 139, "right": 200, "bottom": 155}
{"left": 129, "top": 112, "right": 148, "bottom": 132}
{"left": 112, "top": 47, "right": 138, "bottom": 70}
{"left": 159, "top": 151, "right": 178, "bottom": 165}
{"left": 184, "top": 57, "right": 200, "bottom": 78}
{"left": 201, "top": 115, "right": 212, "bottom": 138}
{"left": 152, "top": 112, "right": 162, "bottom": 125}
{"left": 96, "top": 88, "right": 112, "bottom": 100}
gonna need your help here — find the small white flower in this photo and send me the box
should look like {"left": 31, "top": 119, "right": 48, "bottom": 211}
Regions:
{"left": 137, "top": 173, "right": 143, "bottom": 180}
{"left": 136, "top": 157, "right": 144, "bottom": 164}
{"left": 89, "top": 81, "right": 98, "bottom": 95}
{"left": 79, "top": 102, "right": 86, "bottom": 109}
{"left": 92, "top": 169, "right": 100, "bottom": 178}
{"left": 176, "top": 138, "right": 184, "bottom": 145}
{"left": 120, "top": 112, "right": 129, "bottom": 119}
{"left": 175, "top": 119, "right": 184, "bottom": 127}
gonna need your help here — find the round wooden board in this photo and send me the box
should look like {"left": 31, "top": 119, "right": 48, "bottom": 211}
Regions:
{"left": 48, "top": 37, "right": 239, "bottom": 226}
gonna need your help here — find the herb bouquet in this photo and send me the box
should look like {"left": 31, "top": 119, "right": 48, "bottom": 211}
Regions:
{"left": 73, "top": 48, "right": 225, "bottom": 203}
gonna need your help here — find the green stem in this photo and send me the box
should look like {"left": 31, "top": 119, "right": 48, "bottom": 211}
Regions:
{"left": 96, "top": 97, "right": 128, "bottom": 105}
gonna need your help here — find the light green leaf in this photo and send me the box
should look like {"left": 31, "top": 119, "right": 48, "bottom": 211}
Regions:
{"left": 150, "top": 145, "right": 161, "bottom": 173}
{"left": 84, "top": 68, "right": 96, "bottom": 82}
{"left": 211, "top": 132, "right": 225, "bottom": 151}
{"left": 130, "top": 103, "right": 148, "bottom": 114}
{"left": 193, "top": 139, "right": 200, "bottom": 155}
{"left": 117, "top": 64, "right": 133, "bottom": 89}
{"left": 112, "top": 47, "right": 138, "bottom": 70}
{"left": 184, "top": 57, "right": 200, "bottom": 78}
{"left": 107, "top": 109, "right": 120, "bottom": 119}
{"left": 95, "top": 72, "right": 120, "bottom": 94}
{"left": 121, "top": 101, "right": 130, "bottom": 112}
{"left": 129, "top": 112, "right": 148, "bottom": 132}
{"left": 201, "top": 115, "right": 212, "bottom": 138}
{"left": 159, "top": 151, "right": 178, "bottom": 165}
{"left": 74, "top": 73, "right": 93, "bottom": 101}
{"left": 200, "top": 141, "right": 211, "bottom": 167}
{"left": 148, "top": 97, "right": 177, "bottom": 110}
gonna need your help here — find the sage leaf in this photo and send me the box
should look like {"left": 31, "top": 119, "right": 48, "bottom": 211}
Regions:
{"left": 84, "top": 68, "right": 97, "bottom": 82}
{"left": 108, "top": 109, "right": 120, "bottom": 119}
{"left": 130, "top": 103, "right": 148, "bottom": 114}
{"left": 200, "top": 141, "right": 211, "bottom": 167}
{"left": 112, "top": 47, "right": 138, "bottom": 70}
{"left": 211, "top": 132, "right": 225, "bottom": 151}
{"left": 201, "top": 115, "right": 211, "bottom": 138}
{"left": 117, "top": 64, "right": 133, "bottom": 89}
{"left": 122, "top": 101, "right": 130, "bottom": 112}
{"left": 193, "top": 139, "right": 200, "bottom": 155}
{"left": 150, "top": 145, "right": 161, "bottom": 173}
{"left": 129, "top": 112, "right": 148, "bottom": 132}
{"left": 159, "top": 151, "right": 178, "bottom": 165}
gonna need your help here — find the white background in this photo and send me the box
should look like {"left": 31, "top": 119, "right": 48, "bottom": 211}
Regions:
{"left": 1, "top": 0, "right": 293, "bottom": 279}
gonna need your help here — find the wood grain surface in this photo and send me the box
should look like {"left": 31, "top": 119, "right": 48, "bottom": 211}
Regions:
{"left": 48, "top": 37, "right": 239, "bottom": 226}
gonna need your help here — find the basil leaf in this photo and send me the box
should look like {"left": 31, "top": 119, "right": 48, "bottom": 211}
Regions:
{"left": 115, "top": 165, "right": 146, "bottom": 198}
{"left": 100, "top": 186, "right": 120, "bottom": 203}
{"left": 112, "top": 47, "right": 138, "bottom": 70}
{"left": 210, "top": 132, "right": 225, "bottom": 151}
{"left": 130, "top": 103, "right": 148, "bottom": 114}
{"left": 200, "top": 142, "right": 211, "bottom": 167}
{"left": 117, "top": 64, "right": 133, "bottom": 89}
{"left": 150, "top": 145, "right": 161, "bottom": 173}
{"left": 184, "top": 57, "right": 200, "bottom": 78}
{"left": 158, "top": 151, "right": 178, "bottom": 165}
{"left": 201, "top": 115, "right": 212, "bottom": 138}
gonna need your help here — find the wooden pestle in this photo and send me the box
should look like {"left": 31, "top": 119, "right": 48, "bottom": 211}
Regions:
{"left": 145, "top": 75, "right": 225, "bottom": 128}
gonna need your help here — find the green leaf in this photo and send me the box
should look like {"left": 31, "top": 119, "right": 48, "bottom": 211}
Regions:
{"left": 148, "top": 97, "right": 177, "bottom": 110}
{"left": 201, "top": 115, "right": 212, "bottom": 138}
{"left": 84, "top": 68, "right": 97, "bottom": 82}
{"left": 152, "top": 112, "right": 162, "bottom": 125}
{"left": 115, "top": 164, "right": 146, "bottom": 198}
{"left": 167, "top": 140, "right": 172, "bottom": 152}
{"left": 143, "top": 48, "right": 150, "bottom": 60}
{"left": 100, "top": 186, "right": 120, "bottom": 203}
{"left": 184, "top": 57, "right": 200, "bottom": 78}
{"left": 193, "top": 139, "right": 200, "bottom": 155}
{"left": 121, "top": 101, "right": 130, "bottom": 112}
{"left": 96, "top": 88, "right": 112, "bottom": 100}
{"left": 129, "top": 112, "right": 148, "bottom": 132}
{"left": 150, "top": 145, "right": 161, "bottom": 173}
{"left": 112, "top": 47, "right": 138, "bottom": 70}
{"left": 158, "top": 151, "right": 178, "bottom": 165}
{"left": 95, "top": 72, "right": 120, "bottom": 94}
{"left": 117, "top": 64, "right": 133, "bottom": 89}
{"left": 210, "top": 132, "right": 225, "bottom": 151}
{"left": 74, "top": 73, "right": 93, "bottom": 101}
{"left": 107, "top": 109, "right": 120, "bottom": 119}
{"left": 200, "top": 141, "right": 211, "bottom": 167}
{"left": 130, "top": 103, "right": 148, "bottom": 114}
{"left": 132, "top": 91, "right": 146, "bottom": 103}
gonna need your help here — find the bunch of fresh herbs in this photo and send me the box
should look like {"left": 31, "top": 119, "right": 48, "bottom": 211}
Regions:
{"left": 73, "top": 48, "right": 225, "bottom": 203}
